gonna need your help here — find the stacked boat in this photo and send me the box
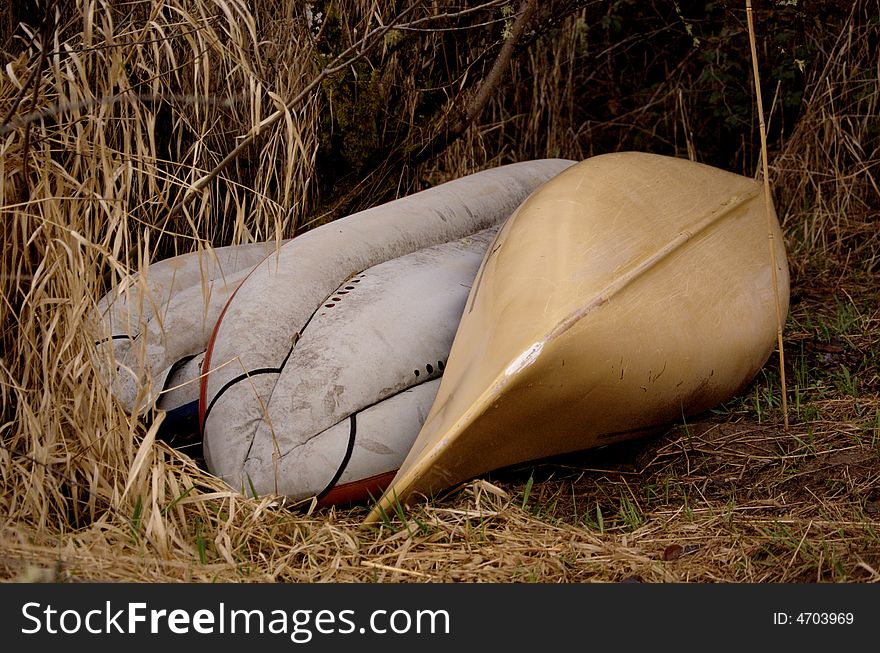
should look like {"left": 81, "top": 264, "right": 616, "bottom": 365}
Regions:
{"left": 94, "top": 152, "right": 789, "bottom": 518}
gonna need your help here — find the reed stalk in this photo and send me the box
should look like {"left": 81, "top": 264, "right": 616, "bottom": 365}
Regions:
{"left": 746, "top": 0, "right": 789, "bottom": 429}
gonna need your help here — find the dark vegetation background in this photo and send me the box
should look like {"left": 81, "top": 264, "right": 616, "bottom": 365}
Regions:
{"left": 0, "top": 1, "right": 852, "bottom": 236}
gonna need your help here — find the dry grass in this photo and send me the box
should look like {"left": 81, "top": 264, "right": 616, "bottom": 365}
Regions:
{"left": 1, "top": 0, "right": 878, "bottom": 583}
{"left": 771, "top": 2, "right": 880, "bottom": 281}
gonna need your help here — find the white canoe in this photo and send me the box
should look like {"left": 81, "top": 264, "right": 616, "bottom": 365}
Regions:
{"left": 364, "top": 152, "right": 790, "bottom": 523}
{"left": 95, "top": 240, "right": 288, "bottom": 415}
{"left": 156, "top": 229, "right": 498, "bottom": 502}
{"left": 205, "top": 227, "right": 498, "bottom": 504}
{"left": 200, "top": 159, "right": 576, "bottom": 501}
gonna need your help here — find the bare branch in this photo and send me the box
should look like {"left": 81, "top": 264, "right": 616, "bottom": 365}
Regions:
{"left": 411, "top": 0, "right": 539, "bottom": 165}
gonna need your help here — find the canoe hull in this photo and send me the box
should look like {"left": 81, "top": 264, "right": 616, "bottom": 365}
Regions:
{"left": 366, "top": 152, "right": 789, "bottom": 521}
{"left": 210, "top": 229, "right": 496, "bottom": 503}
{"left": 95, "top": 241, "right": 286, "bottom": 414}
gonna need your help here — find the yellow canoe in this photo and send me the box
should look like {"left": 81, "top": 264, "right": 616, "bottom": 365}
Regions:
{"left": 364, "top": 152, "right": 789, "bottom": 523}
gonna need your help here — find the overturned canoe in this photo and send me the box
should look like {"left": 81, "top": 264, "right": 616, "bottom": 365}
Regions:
{"left": 153, "top": 229, "right": 498, "bottom": 501}
{"left": 200, "top": 160, "right": 576, "bottom": 500}
{"left": 95, "top": 240, "right": 288, "bottom": 415}
{"left": 364, "top": 151, "right": 790, "bottom": 523}
{"left": 217, "top": 228, "right": 498, "bottom": 504}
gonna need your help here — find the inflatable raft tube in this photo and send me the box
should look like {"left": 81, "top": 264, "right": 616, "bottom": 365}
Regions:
{"left": 365, "top": 152, "right": 790, "bottom": 523}
{"left": 201, "top": 159, "right": 576, "bottom": 499}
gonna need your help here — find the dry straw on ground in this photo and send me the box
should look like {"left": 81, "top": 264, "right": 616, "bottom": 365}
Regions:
{"left": 1, "top": 0, "right": 878, "bottom": 582}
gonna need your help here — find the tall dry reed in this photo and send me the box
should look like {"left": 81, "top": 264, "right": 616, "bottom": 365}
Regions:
{"left": 0, "top": 0, "right": 324, "bottom": 544}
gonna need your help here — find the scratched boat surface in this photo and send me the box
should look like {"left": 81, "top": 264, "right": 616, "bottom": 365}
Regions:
{"left": 205, "top": 227, "right": 497, "bottom": 505}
